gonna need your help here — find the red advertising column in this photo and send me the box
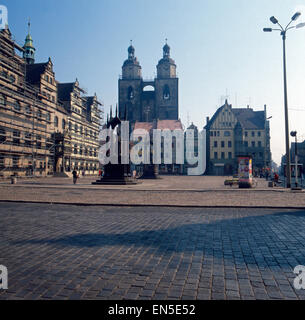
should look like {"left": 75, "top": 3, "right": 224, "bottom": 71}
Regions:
{"left": 238, "top": 156, "right": 253, "bottom": 188}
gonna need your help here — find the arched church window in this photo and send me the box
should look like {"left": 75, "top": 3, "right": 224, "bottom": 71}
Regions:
{"left": 163, "top": 85, "right": 170, "bottom": 100}
{"left": 127, "top": 86, "right": 134, "bottom": 100}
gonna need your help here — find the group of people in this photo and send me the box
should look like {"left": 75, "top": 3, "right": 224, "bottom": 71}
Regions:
{"left": 71, "top": 168, "right": 104, "bottom": 185}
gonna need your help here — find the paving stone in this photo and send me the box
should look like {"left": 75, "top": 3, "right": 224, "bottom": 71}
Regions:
{"left": 1, "top": 203, "right": 305, "bottom": 300}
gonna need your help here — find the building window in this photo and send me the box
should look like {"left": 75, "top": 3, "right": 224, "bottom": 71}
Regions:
{"left": 228, "top": 152, "right": 232, "bottom": 159}
{"left": 13, "top": 101, "right": 21, "bottom": 111}
{"left": 0, "top": 155, "right": 4, "bottom": 168}
{"left": 37, "top": 109, "right": 42, "bottom": 118}
{"left": 258, "top": 131, "right": 261, "bottom": 137}
{"left": 0, "top": 127, "right": 6, "bottom": 142}
{"left": 258, "top": 141, "right": 262, "bottom": 147}
{"left": 217, "top": 131, "right": 220, "bottom": 136}
{"left": 252, "top": 131, "right": 255, "bottom": 137}
{"left": 163, "top": 85, "right": 170, "bottom": 100}
{"left": 259, "top": 152, "right": 263, "bottom": 158}
{"left": 74, "top": 144, "right": 77, "bottom": 154}
{"left": 228, "top": 141, "right": 232, "bottom": 148}
{"left": 46, "top": 112, "right": 51, "bottom": 121}
{"left": 244, "top": 141, "right": 248, "bottom": 147}
{"left": 62, "top": 119, "right": 66, "bottom": 130}
{"left": 75, "top": 124, "right": 78, "bottom": 132}
{"left": 214, "top": 141, "right": 217, "bottom": 148}
{"left": 221, "top": 141, "right": 225, "bottom": 148}
{"left": 245, "top": 131, "right": 248, "bottom": 137}
{"left": 25, "top": 105, "right": 31, "bottom": 115}
{"left": 13, "top": 156, "right": 19, "bottom": 168}
{"left": 221, "top": 152, "right": 225, "bottom": 159}
{"left": 0, "top": 94, "right": 6, "bottom": 106}
{"left": 80, "top": 126, "right": 83, "bottom": 135}
{"left": 224, "top": 131, "right": 230, "bottom": 137}
{"left": 54, "top": 116, "right": 58, "bottom": 127}
{"left": 69, "top": 122, "right": 72, "bottom": 131}
{"left": 127, "top": 86, "right": 134, "bottom": 100}
{"left": 214, "top": 152, "right": 218, "bottom": 159}
{"left": 251, "top": 141, "right": 255, "bottom": 147}
{"left": 13, "top": 130, "right": 20, "bottom": 145}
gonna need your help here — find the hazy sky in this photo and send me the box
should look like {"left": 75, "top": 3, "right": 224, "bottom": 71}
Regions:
{"left": 2, "top": 0, "right": 305, "bottom": 164}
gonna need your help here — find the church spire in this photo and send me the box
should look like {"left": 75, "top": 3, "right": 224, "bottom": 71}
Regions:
{"left": 23, "top": 19, "right": 36, "bottom": 64}
{"left": 163, "top": 39, "right": 170, "bottom": 58}
{"left": 128, "top": 40, "right": 135, "bottom": 60}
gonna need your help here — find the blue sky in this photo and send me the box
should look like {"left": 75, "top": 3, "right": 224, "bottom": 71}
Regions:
{"left": 2, "top": 0, "right": 305, "bottom": 164}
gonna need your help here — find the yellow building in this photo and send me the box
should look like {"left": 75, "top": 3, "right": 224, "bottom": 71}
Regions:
{"left": 205, "top": 100, "right": 271, "bottom": 175}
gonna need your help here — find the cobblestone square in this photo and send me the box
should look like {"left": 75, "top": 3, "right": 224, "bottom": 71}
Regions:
{"left": 1, "top": 202, "right": 305, "bottom": 300}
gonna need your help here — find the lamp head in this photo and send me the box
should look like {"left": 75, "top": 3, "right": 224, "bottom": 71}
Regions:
{"left": 290, "top": 131, "right": 297, "bottom": 137}
{"left": 270, "top": 16, "right": 278, "bottom": 24}
{"left": 292, "top": 12, "right": 301, "bottom": 21}
{"left": 263, "top": 28, "right": 272, "bottom": 32}
{"left": 296, "top": 22, "right": 305, "bottom": 29}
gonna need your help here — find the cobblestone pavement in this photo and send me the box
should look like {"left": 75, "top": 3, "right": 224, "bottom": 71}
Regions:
{"left": 1, "top": 202, "right": 305, "bottom": 300}
{"left": 0, "top": 176, "right": 304, "bottom": 208}
{"left": 0, "top": 175, "right": 279, "bottom": 189}
{"left": 0, "top": 186, "right": 304, "bottom": 208}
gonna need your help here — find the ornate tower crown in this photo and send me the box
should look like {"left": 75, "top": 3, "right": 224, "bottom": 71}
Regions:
{"left": 157, "top": 40, "right": 176, "bottom": 79}
{"left": 122, "top": 41, "right": 142, "bottom": 79}
{"left": 128, "top": 41, "right": 135, "bottom": 59}
{"left": 23, "top": 19, "right": 36, "bottom": 64}
{"left": 163, "top": 40, "right": 170, "bottom": 58}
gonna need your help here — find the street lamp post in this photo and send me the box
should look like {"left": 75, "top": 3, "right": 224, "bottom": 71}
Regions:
{"left": 263, "top": 12, "right": 305, "bottom": 188}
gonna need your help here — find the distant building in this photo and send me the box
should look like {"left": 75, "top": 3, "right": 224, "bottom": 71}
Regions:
{"left": 184, "top": 122, "right": 199, "bottom": 174}
{"left": 117, "top": 41, "right": 183, "bottom": 174}
{"left": 204, "top": 100, "right": 271, "bottom": 175}
{"left": 281, "top": 140, "right": 305, "bottom": 176}
{"left": 118, "top": 42, "right": 178, "bottom": 124}
{"left": 133, "top": 119, "right": 184, "bottom": 175}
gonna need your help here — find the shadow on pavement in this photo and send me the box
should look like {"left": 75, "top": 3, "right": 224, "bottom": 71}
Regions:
{"left": 12, "top": 208, "right": 305, "bottom": 271}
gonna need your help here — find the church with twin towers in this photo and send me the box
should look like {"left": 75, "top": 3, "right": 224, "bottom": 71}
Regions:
{"left": 118, "top": 41, "right": 179, "bottom": 124}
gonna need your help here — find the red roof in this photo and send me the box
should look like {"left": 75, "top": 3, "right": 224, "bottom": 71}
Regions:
{"left": 133, "top": 122, "right": 154, "bottom": 132}
{"left": 157, "top": 120, "right": 183, "bottom": 130}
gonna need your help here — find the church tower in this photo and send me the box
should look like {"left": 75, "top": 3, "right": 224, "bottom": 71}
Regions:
{"left": 23, "top": 20, "right": 36, "bottom": 64}
{"left": 155, "top": 41, "right": 178, "bottom": 120}
{"left": 119, "top": 42, "right": 143, "bottom": 122}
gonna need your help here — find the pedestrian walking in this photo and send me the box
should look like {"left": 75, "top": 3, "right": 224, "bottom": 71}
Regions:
{"left": 72, "top": 168, "right": 78, "bottom": 185}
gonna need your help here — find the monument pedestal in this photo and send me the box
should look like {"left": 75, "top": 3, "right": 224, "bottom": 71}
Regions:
{"left": 139, "top": 164, "right": 159, "bottom": 179}
{"left": 92, "top": 164, "right": 137, "bottom": 185}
